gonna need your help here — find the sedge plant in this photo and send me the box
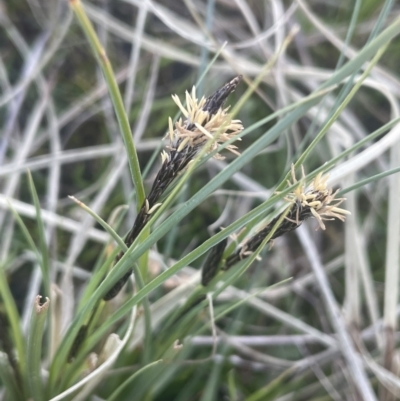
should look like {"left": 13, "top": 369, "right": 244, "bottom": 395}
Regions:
{"left": 1, "top": 1, "right": 400, "bottom": 401}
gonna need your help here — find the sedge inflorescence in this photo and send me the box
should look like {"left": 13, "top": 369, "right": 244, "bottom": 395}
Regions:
{"left": 166, "top": 84, "right": 243, "bottom": 161}
{"left": 202, "top": 165, "right": 350, "bottom": 278}
{"left": 103, "top": 76, "right": 243, "bottom": 300}
{"left": 285, "top": 165, "right": 350, "bottom": 230}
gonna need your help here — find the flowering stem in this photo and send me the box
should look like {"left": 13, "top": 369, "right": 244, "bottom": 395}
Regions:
{"left": 103, "top": 76, "right": 243, "bottom": 300}
{"left": 68, "top": 0, "right": 152, "bottom": 367}
{"left": 69, "top": 0, "right": 145, "bottom": 211}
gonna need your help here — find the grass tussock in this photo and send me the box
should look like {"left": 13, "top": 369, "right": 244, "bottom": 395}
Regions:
{"left": 0, "top": 1, "right": 400, "bottom": 401}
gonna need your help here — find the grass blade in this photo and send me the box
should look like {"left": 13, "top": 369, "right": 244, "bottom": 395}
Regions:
{"left": 69, "top": 0, "right": 145, "bottom": 211}
{"left": 27, "top": 296, "right": 50, "bottom": 401}
{"left": 27, "top": 171, "right": 50, "bottom": 298}
{"left": 107, "top": 360, "right": 162, "bottom": 401}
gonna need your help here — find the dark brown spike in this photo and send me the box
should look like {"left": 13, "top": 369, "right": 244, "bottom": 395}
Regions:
{"left": 202, "top": 75, "right": 242, "bottom": 116}
{"left": 102, "top": 76, "right": 243, "bottom": 300}
{"left": 224, "top": 204, "right": 313, "bottom": 270}
{"left": 68, "top": 325, "right": 88, "bottom": 361}
{"left": 201, "top": 237, "right": 228, "bottom": 286}
{"left": 103, "top": 270, "right": 134, "bottom": 301}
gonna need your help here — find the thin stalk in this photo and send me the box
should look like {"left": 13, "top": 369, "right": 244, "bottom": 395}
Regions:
{"left": 336, "top": 0, "right": 361, "bottom": 69}
{"left": 338, "top": 166, "right": 400, "bottom": 196}
{"left": 69, "top": 0, "right": 145, "bottom": 211}
{"left": 368, "top": 0, "right": 395, "bottom": 41}
{"left": 123, "top": 2, "right": 148, "bottom": 112}
{"left": 27, "top": 171, "right": 50, "bottom": 298}
{"left": 196, "top": 0, "right": 215, "bottom": 95}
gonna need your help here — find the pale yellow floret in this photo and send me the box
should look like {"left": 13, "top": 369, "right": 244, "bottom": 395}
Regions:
{"left": 148, "top": 203, "right": 162, "bottom": 214}
{"left": 166, "top": 87, "right": 243, "bottom": 160}
{"left": 196, "top": 110, "right": 208, "bottom": 126}
{"left": 177, "top": 136, "right": 191, "bottom": 152}
{"left": 194, "top": 123, "right": 214, "bottom": 139}
{"left": 331, "top": 206, "right": 351, "bottom": 215}
{"left": 227, "top": 147, "right": 241, "bottom": 156}
{"left": 310, "top": 207, "right": 326, "bottom": 230}
{"left": 171, "top": 94, "right": 189, "bottom": 118}
{"left": 185, "top": 90, "right": 193, "bottom": 110}
{"left": 161, "top": 150, "right": 169, "bottom": 164}
{"left": 285, "top": 164, "right": 350, "bottom": 230}
{"left": 168, "top": 117, "right": 175, "bottom": 142}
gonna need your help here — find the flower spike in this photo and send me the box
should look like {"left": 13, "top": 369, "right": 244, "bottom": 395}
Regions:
{"left": 224, "top": 166, "right": 350, "bottom": 270}
{"left": 103, "top": 76, "right": 243, "bottom": 300}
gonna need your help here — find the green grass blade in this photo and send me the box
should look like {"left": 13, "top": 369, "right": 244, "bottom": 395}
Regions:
{"left": 368, "top": 0, "right": 395, "bottom": 40}
{"left": 27, "top": 171, "right": 50, "bottom": 298}
{"left": 107, "top": 360, "right": 162, "bottom": 401}
{"left": 245, "top": 369, "right": 294, "bottom": 401}
{"left": 68, "top": 196, "right": 127, "bottom": 253}
{"left": 67, "top": 195, "right": 153, "bottom": 363}
{"left": 0, "top": 353, "right": 24, "bottom": 401}
{"left": 338, "top": 167, "right": 400, "bottom": 196}
{"left": 336, "top": 0, "right": 361, "bottom": 69}
{"left": 0, "top": 261, "right": 27, "bottom": 394}
{"left": 75, "top": 188, "right": 294, "bottom": 350}
{"left": 27, "top": 296, "right": 50, "bottom": 401}
{"left": 69, "top": 0, "right": 145, "bottom": 211}
{"left": 5, "top": 200, "right": 40, "bottom": 259}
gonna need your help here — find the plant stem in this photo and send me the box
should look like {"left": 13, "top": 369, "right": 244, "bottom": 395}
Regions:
{"left": 27, "top": 296, "right": 50, "bottom": 401}
{"left": 69, "top": 0, "right": 145, "bottom": 211}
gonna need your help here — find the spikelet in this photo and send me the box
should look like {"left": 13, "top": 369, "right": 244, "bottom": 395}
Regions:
{"left": 103, "top": 76, "right": 243, "bottom": 300}
{"left": 224, "top": 165, "right": 350, "bottom": 270}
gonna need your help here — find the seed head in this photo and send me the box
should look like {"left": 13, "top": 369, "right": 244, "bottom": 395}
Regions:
{"left": 224, "top": 165, "right": 350, "bottom": 269}
{"left": 168, "top": 77, "right": 243, "bottom": 160}
{"left": 103, "top": 76, "right": 243, "bottom": 300}
{"left": 285, "top": 165, "right": 350, "bottom": 230}
{"left": 201, "top": 236, "right": 228, "bottom": 286}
